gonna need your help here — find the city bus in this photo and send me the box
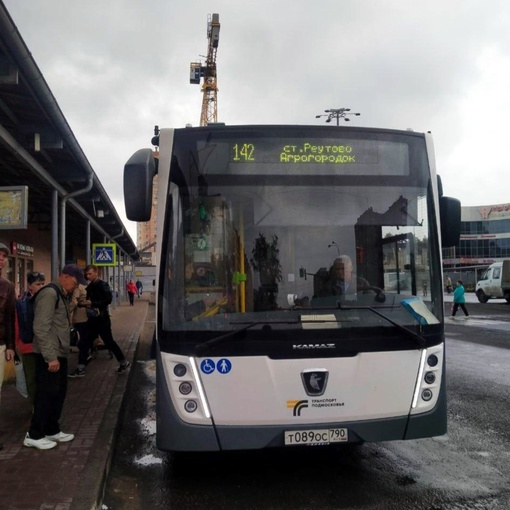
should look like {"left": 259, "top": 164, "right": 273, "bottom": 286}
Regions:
{"left": 123, "top": 125, "right": 460, "bottom": 451}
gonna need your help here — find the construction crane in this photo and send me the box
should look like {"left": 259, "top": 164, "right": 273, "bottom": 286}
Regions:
{"left": 190, "top": 13, "right": 220, "bottom": 126}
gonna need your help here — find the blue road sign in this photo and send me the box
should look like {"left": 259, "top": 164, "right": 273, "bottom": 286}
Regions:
{"left": 92, "top": 243, "right": 117, "bottom": 266}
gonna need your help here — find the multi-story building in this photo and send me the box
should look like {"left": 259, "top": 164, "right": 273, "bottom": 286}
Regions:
{"left": 443, "top": 202, "right": 510, "bottom": 288}
{"left": 137, "top": 174, "right": 158, "bottom": 264}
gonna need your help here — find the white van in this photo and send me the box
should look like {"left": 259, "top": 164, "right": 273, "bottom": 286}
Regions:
{"left": 384, "top": 271, "right": 410, "bottom": 292}
{"left": 475, "top": 260, "right": 510, "bottom": 303}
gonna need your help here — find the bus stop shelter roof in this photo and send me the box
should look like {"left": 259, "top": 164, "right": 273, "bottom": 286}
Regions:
{"left": 0, "top": 2, "right": 138, "bottom": 261}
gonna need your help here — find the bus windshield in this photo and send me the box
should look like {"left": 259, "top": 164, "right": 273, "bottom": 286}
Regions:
{"left": 160, "top": 127, "right": 441, "bottom": 338}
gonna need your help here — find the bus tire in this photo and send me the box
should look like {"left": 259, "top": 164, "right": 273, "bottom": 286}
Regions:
{"left": 476, "top": 290, "right": 489, "bottom": 303}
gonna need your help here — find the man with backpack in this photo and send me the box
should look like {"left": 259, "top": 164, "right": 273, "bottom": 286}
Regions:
{"left": 15, "top": 271, "right": 47, "bottom": 403}
{"left": 23, "top": 264, "right": 88, "bottom": 450}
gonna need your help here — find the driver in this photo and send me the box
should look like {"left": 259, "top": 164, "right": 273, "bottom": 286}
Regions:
{"left": 319, "top": 255, "right": 371, "bottom": 297}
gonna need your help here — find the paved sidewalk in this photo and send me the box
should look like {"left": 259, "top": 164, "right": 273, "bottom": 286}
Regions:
{"left": 443, "top": 291, "right": 506, "bottom": 304}
{"left": 0, "top": 299, "right": 149, "bottom": 510}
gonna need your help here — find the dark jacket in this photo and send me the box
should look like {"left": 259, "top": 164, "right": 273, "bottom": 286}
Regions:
{"left": 86, "top": 278, "right": 112, "bottom": 314}
{"left": 0, "top": 276, "right": 15, "bottom": 349}
{"left": 316, "top": 274, "right": 371, "bottom": 297}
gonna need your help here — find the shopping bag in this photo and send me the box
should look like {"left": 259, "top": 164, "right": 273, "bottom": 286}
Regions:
{"left": 14, "top": 355, "right": 28, "bottom": 399}
{"left": 2, "top": 358, "right": 15, "bottom": 382}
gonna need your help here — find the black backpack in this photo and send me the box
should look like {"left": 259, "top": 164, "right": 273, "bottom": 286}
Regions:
{"left": 16, "top": 283, "right": 61, "bottom": 344}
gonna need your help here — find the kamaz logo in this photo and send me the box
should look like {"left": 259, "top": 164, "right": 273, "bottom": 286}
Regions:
{"left": 293, "top": 343, "right": 335, "bottom": 350}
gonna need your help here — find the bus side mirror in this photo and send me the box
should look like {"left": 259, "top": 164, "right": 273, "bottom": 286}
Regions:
{"left": 123, "top": 149, "right": 157, "bottom": 221}
{"left": 440, "top": 196, "right": 461, "bottom": 247}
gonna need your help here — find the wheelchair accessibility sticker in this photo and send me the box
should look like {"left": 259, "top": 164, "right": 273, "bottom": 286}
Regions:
{"left": 200, "top": 359, "right": 216, "bottom": 374}
{"left": 200, "top": 358, "right": 232, "bottom": 374}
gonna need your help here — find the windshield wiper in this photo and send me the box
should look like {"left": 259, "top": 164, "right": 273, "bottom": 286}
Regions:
{"left": 337, "top": 303, "right": 426, "bottom": 349}
{"left": 195, "top": 319, "right": 300, "bottom": 355}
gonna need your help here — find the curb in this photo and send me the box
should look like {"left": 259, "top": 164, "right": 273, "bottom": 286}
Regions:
{"left": 69, "top": 304, "right": 148, "bottom": 510}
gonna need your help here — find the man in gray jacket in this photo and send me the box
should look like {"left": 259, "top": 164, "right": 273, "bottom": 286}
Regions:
{"left": 23, "top": 264, "right": 88, "bottom": 450}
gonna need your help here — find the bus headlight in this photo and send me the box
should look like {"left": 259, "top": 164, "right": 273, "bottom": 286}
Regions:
{"left": 179, "top": 382, "right": 192, "bottom": 395}
{"left": 421, "top": 389, "right": 433, "bottom": 401}
{"left": 163, "top": 354, "right": 212, "bottom": 422}
{"left": 424, "top": 371, "right": 436, "bottom": 384}
{"left": 184, "top": 400, "right": 198, "bottom": 413}
{"left": 411, "top": 345, "right": 443, "bottom": 413}
{"left": 427, "top": 354, "right": 438, "bottom": 367}
{"left": 174, "top": 363, "right": 187, "bottom": 377}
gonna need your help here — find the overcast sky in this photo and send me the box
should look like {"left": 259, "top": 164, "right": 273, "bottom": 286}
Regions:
{"left": 4, "top": 0, "right": 510, "bottom": 242}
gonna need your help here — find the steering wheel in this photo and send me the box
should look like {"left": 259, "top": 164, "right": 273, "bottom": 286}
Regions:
{"left": 357, "top": 286, "right": 386, "bottom": 303}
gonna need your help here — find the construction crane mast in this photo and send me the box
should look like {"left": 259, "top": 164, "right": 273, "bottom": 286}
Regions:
{"left": 190, "top": 13, "right": 220, "bottom": 126}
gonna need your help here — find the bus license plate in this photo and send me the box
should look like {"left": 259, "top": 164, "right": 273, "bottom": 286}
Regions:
{"left": 284, "top": 428, "right": 348, "bottom": 446}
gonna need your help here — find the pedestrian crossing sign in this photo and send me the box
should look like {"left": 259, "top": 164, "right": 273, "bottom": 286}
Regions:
{"left": 92, "top": 243, "right": 117, "bottom": 266}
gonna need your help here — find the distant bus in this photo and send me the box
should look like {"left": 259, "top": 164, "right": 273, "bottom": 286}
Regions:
{"left": 124, "top": 125, "right": 460, "bottom": 452}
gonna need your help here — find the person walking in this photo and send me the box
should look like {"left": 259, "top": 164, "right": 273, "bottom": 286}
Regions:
{"left": 126, "top": 279, "right": 137, "bottom": 306}
{"left": 23, "top": 264, "right": 87, "bottom": 450}
{"left": 444, "top": 275, "right": 452, "bottom": 294}
{"left": 0, "top": 242, "right": 16, "bottom": 451}
{"left": 68, "top": 283, "right": 93, "bottom": 378}
{"left": 136, "top": 279, "right": 143, "bottom": 297}
{"left": 15, "top": 271, "right": 47, "bottom": 403}
{"left": 84, "top": 264, "right": 130, "bottom": 374}
{"left": 451, "top": 280, "right": 470, "bottom": 318}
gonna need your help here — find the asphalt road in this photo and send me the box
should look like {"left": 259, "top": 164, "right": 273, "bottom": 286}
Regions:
{"left": 103, "top": 300, "right": 510, "bottom": 510}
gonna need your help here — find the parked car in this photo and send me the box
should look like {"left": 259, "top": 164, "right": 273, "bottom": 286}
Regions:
{"left": 384, "top": 271, "right": 410, "bottom": 292}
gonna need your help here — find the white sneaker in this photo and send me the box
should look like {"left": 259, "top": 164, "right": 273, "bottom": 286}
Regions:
{"left": 23, "top": 433, "right": 57, "bottom": 450}
{"left": 45, "top": 431, "right": 75, "bottom": 443}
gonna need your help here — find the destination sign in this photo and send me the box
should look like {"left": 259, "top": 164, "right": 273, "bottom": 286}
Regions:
{"left": 231, "top": 139, "right": 381, "bottom": 165}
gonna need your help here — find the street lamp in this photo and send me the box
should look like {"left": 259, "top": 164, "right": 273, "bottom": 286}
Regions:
{"left": 328, "top": 241, "right": 340, "bottom": 255}
{"left": 316, "top": 108, "right": 361, "bottom": 126}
